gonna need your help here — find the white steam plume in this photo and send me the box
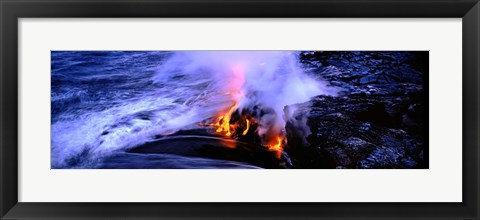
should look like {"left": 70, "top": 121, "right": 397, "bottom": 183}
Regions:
{"left": 153, "top": 51, "right": 337, "bottom": 142}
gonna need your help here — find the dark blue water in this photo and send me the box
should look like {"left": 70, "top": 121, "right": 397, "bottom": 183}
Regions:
{"left": 51, "top": 51, "right": 266, "bottom": 169}
{"left": 52, "top": 51, "right": 166, "bottom": 121}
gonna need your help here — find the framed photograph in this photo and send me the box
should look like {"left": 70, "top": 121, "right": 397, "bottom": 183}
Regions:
{"left": 1, "top": 0, "right": 478, "bottom": 219}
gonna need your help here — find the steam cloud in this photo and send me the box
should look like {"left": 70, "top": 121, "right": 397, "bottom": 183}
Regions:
{"left": 154, "top": 51, "right": 337, "bottom": 143}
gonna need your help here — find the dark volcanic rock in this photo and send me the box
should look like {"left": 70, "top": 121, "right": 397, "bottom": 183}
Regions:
{"left": 285, "top": 94, "right": 425, "bottom": 169}
{"left": 284, "top": 51, "right": 427, "bottom": 169}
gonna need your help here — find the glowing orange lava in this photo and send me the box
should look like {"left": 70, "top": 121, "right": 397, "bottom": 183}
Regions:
{"left": 199, "top": 65, "right": 285, "bottom": 159}
{"left": 214, "top": 103, "right": 238, "bottom": 137}
{"left": 267, "top": 136, "right": 284, "bottom": 151}
{"left": 266, "top": 136, "right": 284, "bottom": 158}
{"left": 242, "top": 119, "right": 250, "bottom": 135}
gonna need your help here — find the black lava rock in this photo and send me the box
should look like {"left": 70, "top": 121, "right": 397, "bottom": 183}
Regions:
{"left": 284, "top": 51, "right": 427, "bottom": 169}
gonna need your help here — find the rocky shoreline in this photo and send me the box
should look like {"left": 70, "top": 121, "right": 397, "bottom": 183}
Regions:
{"left": 284, "top": 51, "right": 427, "bottom": 168}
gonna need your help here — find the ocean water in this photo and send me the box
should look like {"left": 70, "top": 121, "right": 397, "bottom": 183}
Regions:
{"left": 52, "top": 51, "right": 236, "bottom": 168}
{"left": 51, "top": 51, "right": 328, "bottom": 169}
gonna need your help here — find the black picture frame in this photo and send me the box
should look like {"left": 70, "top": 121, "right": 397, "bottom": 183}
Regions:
{"left": 1, "top": 0, "right": 479, "bottom": 219}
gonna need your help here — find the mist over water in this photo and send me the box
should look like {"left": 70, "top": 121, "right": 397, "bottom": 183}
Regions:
{"left": 51, "top": 51, "right": 336, "bottom": 168}
{"left": 154, "top": 51, "right": 337, "bottom": 142}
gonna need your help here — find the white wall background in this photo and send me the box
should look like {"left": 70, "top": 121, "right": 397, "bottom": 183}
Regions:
{"left": 18, "top": 18, "right": 462, "bottom": 202}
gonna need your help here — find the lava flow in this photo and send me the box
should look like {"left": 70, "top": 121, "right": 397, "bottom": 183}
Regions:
{"left": 203, "top": 106, "right": 285, "bottom": 158}
{"left": 200, "top": 65, "right": 285, "bottom": 158}
{"left": 213, "top": 103, "right": 238, "bottom": 137}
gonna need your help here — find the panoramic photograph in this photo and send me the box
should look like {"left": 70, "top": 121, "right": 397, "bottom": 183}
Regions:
{"left": 51, "top": 51, "right": 428, "bottom": 169}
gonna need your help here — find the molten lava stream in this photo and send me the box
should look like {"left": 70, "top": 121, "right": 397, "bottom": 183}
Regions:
{"left": 213, "top": 103, "right": 238, "bottom": 137}
{"left": 201, "top": 105, "right": 286, "bottom": 159}
{"left": 266, "top": 136, "right": 284, "bottom": 159}
{"left": 242, "top": 119, "right": 250, "bottom": 136}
